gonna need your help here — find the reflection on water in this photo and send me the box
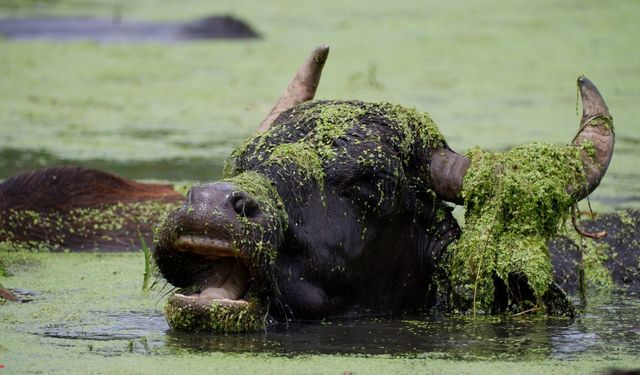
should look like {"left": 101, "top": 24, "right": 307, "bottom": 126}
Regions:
{"left": 37, "top": 291, "right": 640, "bottom": 360}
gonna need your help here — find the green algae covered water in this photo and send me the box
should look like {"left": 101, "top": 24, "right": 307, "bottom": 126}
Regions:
{"left": 1, "top": 253, "right": 639, "bottom": 374}
{"left": 1, "top": 0, "right": 640, "bottom": 373}
{"left": 0, "top": 0, "right": 639, "bottom": 211}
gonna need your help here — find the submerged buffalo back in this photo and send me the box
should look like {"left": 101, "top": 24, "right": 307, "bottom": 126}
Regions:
{"left": 0, "top": 166, "right": 183, "bottom": 251}
{"left": 549, "top": 209, "right": 640, "bottom": 293}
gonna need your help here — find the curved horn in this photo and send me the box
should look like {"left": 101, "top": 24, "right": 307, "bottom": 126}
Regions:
{"left": 257, "top": 45, "right": 330, "bottom": 132}
{"left": 428, "top": 76, "right": 613, "bottom": 205}
{"left": 570, "top": 76, "right": 614, "bottom": 201}
{"left": 429, "top": 147, "right": 470, "bottom": 205}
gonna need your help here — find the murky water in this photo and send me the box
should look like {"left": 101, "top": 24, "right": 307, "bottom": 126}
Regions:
{"left": 159, "top": 292, "right": 640, "bottom": 360}
{"left": 1, "top": 0, "right": 640, "bottom": 373}
{"left": 0, "top": 148, "right": 226, "bottom": 181}
{"left": 31, "top": 295, "right": 640, "bottom": 360}
{"left": 1, "top": 253, "right": 639, "bottom": 373}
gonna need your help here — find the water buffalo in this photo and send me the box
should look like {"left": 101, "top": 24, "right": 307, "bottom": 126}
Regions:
{"left": 150, "top": 46, "right": 619, "bottom": 331}
{"left": 0, "top": 46, "right": 633, "bottom": 332}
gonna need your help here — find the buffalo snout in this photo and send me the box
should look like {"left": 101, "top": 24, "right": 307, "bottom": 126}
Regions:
{"left": 179, "top": 182, "right": 262, "bottom": 226}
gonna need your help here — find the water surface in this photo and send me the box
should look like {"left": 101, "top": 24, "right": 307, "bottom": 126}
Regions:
{"left": 1, "top": 253, "right": 639, "bottom": 374}
{"left": 1, "top": 0, "right": 639, "bottom": 211}
{"left": 1, "top": 0, "right": 640, "bottom": 373}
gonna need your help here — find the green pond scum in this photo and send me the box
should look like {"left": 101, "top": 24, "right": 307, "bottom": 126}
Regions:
{"left": 2, "top": 0, "right": 640, "bottom": 372}
{"left": 222, "top": 171, "right": 288, "bottom": 267}
{"left": 564, "top": 227, "right": 615, "bottom": 291}
{"left": 446, "top": 141, "right": 596, "bottom": 315}
{"left": 1, "top": 253, "right": 640, "bottom": 374}
{"left": 550, "top": 208, "right": 640, "bottom": 296}
{"left": 160, "top": 171, "right": 287, "bottom": 332}
{"left": 227, "top": 100, "right": 444, "bottom": 205}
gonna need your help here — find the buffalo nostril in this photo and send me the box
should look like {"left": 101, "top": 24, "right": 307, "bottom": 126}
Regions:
{"left": 231, "top": 193, "right": 260, "bottom": 217}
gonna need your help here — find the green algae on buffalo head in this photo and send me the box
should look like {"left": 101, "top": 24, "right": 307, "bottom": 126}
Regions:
{"left": 444, "top": 78, "right": 616, "bottom": 316}
{"left": 446, "top": 142, "right": 598, "bottom": 315}
{"left": 549, "top": 208, "right": 640, "bottom": 295}
{"left": 222, "top": 171, "right": 288, "bottom": 268}
{"left": 227, "top": 100, "right": 446, "bottom": 210}
{"left": 269, "top": 142, "right": 325, "bottom": 191}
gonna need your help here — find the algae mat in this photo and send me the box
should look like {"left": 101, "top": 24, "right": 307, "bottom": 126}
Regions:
{"left": 1, "top": 0, "right": 640, "bottom": 373}
{"left": 1, "top": 253, "right": 640, "bottom": 374}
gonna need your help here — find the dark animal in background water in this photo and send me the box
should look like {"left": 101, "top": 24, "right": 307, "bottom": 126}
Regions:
{"left": 0, "top": 46, "right": 636, "bottom": 331}
{"left": 0, "top": 15, "right": 259, "bottom": 43}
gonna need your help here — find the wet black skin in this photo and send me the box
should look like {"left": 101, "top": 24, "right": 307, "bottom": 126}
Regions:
{"left": 270, "top": 179, "right": 459, "bottom": 319}
{"left": 154, "top": 101, "right": 461, "bottom": 320}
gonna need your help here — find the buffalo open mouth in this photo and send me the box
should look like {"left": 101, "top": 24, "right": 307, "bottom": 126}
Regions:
{"left": 164, "top": 235, "right": 265, "bottom": 332}
{"left": 173, "top": 235, "right": 249, "bottom": 305}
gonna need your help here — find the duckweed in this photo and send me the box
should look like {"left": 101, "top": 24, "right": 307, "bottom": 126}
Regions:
{"left": 447, "top": 142, "right": 595, "bottom": 314}
{"left": 269, "top": 142, "right": 325, "bottom": 190}
{"left": 222, "top": 171, "right": 288, "bottom": 268}
{"left": 227, "top": 101, "right": 445, "bottom": 208}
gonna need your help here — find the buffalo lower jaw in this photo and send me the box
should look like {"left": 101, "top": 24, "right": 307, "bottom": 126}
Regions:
{"left": 165, "top": 293, "right": 264, "bottom": 333}
{"left": 163, "top": 245, "right": 266, "bottom": 332}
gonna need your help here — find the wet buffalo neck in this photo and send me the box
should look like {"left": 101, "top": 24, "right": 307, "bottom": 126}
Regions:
{"left": 270, "top": 190, "right": 459, "bottom": 320}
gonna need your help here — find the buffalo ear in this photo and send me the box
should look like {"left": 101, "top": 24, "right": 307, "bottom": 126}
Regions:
{"left": 257, "top": 45, "right": 330, "bottom": 132}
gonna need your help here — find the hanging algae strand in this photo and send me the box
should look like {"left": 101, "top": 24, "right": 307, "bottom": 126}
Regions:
{"left": 447, "top": 141, "right": 596, "bottom": 315}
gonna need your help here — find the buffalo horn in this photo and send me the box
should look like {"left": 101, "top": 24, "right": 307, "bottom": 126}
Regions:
{"left": 429, "top": 76, "right": 614, "bottom": 205}
{"left": 257, "top": 45, "right": 330, "bottom": 132}
{"left": 570, "top": 76, "right": 614, "bottom": 200}
{"left": 429, "top": 146, "right": 470, "bottom": 205}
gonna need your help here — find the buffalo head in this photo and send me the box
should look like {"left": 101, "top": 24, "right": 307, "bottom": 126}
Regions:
{"left": 153, "top": 46, "right": 614, "bottom": 332}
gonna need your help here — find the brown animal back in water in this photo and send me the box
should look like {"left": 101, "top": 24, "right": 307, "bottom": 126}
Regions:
{"left": 0, "top": 166, "right": 184, "bottom": 251}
